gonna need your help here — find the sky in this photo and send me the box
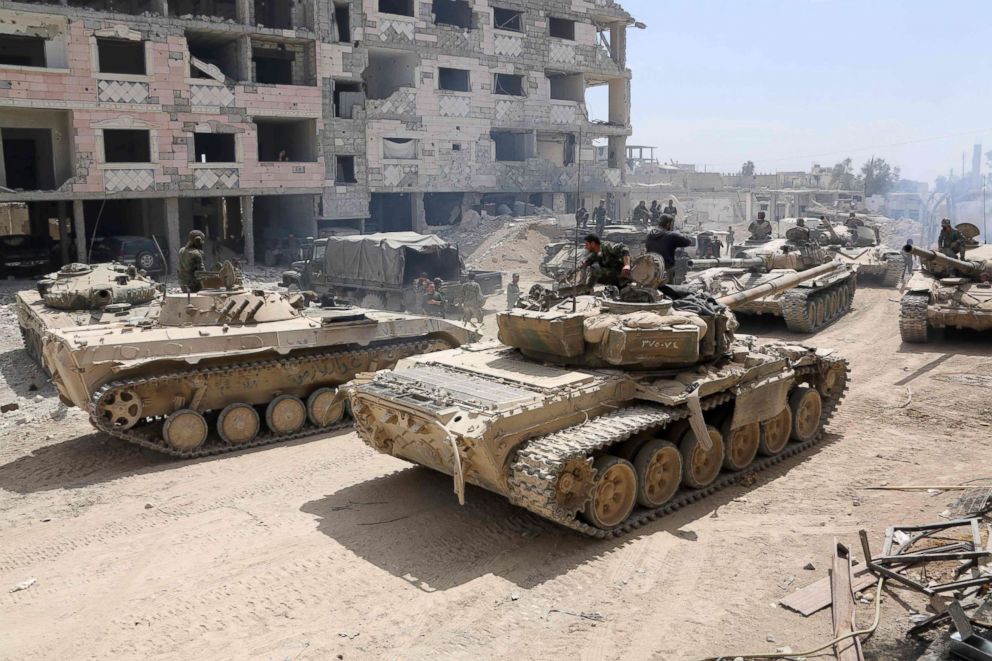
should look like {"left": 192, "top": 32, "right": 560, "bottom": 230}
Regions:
{"left": 598, "top": 0, "right": 992, "bottom": 183}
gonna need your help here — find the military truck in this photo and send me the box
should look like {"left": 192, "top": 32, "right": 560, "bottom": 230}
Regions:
{"left": 282, "top": 232, "right": 501, "bottom": 313}
{"left": 900, "top": 244, "right": 992, "bottom": 342}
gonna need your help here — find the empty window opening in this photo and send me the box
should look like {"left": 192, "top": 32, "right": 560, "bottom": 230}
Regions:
{"left": 547, "top": 71, "right": 583, "bottom": 102}
{"left": 253, "top": 47, "right": 293, "bottom": 84}
{"left": 537, "top": 132, "right": 575, "bottom": 167}
{"left": 1, "top": 129, "right": 56, "bottom": 190}
{"left": 493, "top": 73, "right": 524, "bottom": 96}
{"left": 255, "top": 118, "right": 316, "bottom": 162}
{"left": 493, "top": 7, "right": 522, "bottom": 32}
{"left": 254, "top": 0, "right": 293, "bottom": 30}
{"left": 333, "top": 81, "right": 364, "bottom": 118}
{"left": 549, "top": 17, "right": 575, "bottom": 40}
{"left": 334, "top": 1, "right": 351, "bottom": 42}
{"left": 424, "top": 192, "right": 464, "bottom": 226}
{"left": 168, "top": 0, "right": 236, "bottom": 20}
{"left": 103, "top": 129, "right": 151, "bottom": 163}
{"left": 194, "top": 133, "right": 235, "bottom": 163}
{"left": 438, "top": 67, "right": 470, "bottom": 92}
{"left": 369, "top": 193, "right": 412, "bottom": 233}
{"left": 365, "top": 49, "right": 416, "bottom": 99}
{"left": 97, "top": 38, "right": 146, "bottom": 75}
{"left": 433, "top": 0, "right": 472, "bottom": 28}
{"left": 335, "top": 156, "right": 356, "bottom": 183}
{"left": 491, "top": 130, "right": 529, "bottom": 162}
{"left": 585, "top": 82, "right": 609, "bottom": 122}
{"left": 0, "top": 35, "right": 47, "bottom": 68}
{"left": 186, "top": 30, "right": 241, "bottom": 80}
{"left": 452, "top": 143, "right": 461, "bottom": 151}
{"left": 383, "top": 138, "right": 417, "bottom": 160}
{"left": 379, "top": 0, "right": 413, "bottom": 17}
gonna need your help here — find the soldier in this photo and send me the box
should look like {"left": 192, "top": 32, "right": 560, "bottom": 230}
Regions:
{"left": 791, "top": 217, "right": 811, "bottom": 243}
{"left": 649, "top": 200, "right": 661, "bottom": 223}
{"left": 178, "top": 230, "right": 206, "bottom": 293}
{"left": 726, "top": 225, "right": 736, "bottom": 250}
{"left": 461, "top": 272, "right": 485, "bottom": 324}
{"left": 413, "top": 272, "right": 431, "bottom": 313}
{"left": 575, "top": 205, "right": 590, "bottom": 229}
{"left": 632, "top": 201, "right": 649, "bottom": 224}
{"left": 662, "top": 198, "right": 678, "bottom": 218}
{"left": 646, "top": 214, "right": 693, "bottom": 269}
{"left": 845, "top": 212, "right": 861, "bottom": 229}
{"left": 747, "top": 211, "right": 773, "bottom": 241}
{"left": 593, "top": 199, "right": 608, "bottom": 237}
{"left": 580, "top": 233, "right": 630, "bottom": 287}
{"left": 902, "top": 238, "right": 916, "bottom": 284}
{"left": 424, "top": 281, "right": 447, "bottom": 318}
{"left": 938, "top": 218, "right": 965, "bottom": 259}
{"left": 506, "top": 273, "right": 521, "bottom": 310}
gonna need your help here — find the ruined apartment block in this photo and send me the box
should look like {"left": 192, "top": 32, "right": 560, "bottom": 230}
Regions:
{"left": 0, "top": 0, "right": 635, "bottom": 268}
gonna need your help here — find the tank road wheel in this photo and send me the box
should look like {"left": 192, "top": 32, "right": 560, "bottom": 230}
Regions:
{"left": 679, "top": 425, "right": 725, "bottom": 489}
{"left": 163, "top": 409, "right": 209, "bottom": 452}
{"left": 759, "top": 407, "right": 792, "bottom": 456}
{"left": 817, "top": 361, "right": 846, "bottom": 399}
{"left": 815, "top": 297, "right": 827, "bottom": 328}
{"left": 266, "top": 395, "right": 307, "bottom": 435}
{"left": 899, "top": 293, "right": 930, "bottom": 343}
{"left": 633, "top": 439, "right": 683, "bottom": 508}
{"left": 583, "top": 455, "right": 637, "bottom": 530}
{"left": 97, "top": 388, "right": 143, "bottom": 429}
{"left": 307, "top": 388, "right": 346, "bottom": 428}
{"left": 720, "top": 419, "right": 760, "bottom": 472}
{"left": 789, "top": 386, "right": 823, "bottom": 442}
{"left": 217, "top": 403, "right": 260, "bottom": 445}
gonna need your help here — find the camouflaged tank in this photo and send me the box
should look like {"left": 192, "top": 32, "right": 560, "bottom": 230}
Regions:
{"left": 43, "top": 265, "right": 478, "bottom": 458}
{"left": 348, "top": 261, "right": 848, "bottom": 537}
{"left": 688, "top": 231, "right": 857, "bottom": 333}
{"left": 16, "top": 262, "right": 161, "bottom": 372}
{"left": 812, "top": 218, "right": 903, "bottom": 287}
{"left": 899, "top": 244, "right": 992, "bottom": 343}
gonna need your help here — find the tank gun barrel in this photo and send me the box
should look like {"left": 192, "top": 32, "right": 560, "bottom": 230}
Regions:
{"left": 687, "top": 257, "right": 765, "bottom": 270}
{"left": 715, "top": 262, "right": 842, "bottom": 309}
{"left": 903, "top": 245, "right": 985, "bottom": 276}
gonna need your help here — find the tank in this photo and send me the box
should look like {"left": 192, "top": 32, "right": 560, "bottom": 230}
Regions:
{"left": 347, "top": 265, "right": 848, "bottom": 537}
{"left": 899, "top": 244, "right": 992, "bottom": 343}
{"left": 812, "top": 218, "right": 903, "bottom": 287}
{"left": 42, "top": 265, "right": 479, "bottom": 458}
{"left": 16, "top": 262, "right": 162, "bottom": 372}
{"left": 690, "top": 236, "right": 857, "bottom": 333}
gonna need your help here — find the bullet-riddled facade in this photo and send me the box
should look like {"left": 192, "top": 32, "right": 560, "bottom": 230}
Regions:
{"left": 0, "top": 0, "right": 634, "bottom": 268}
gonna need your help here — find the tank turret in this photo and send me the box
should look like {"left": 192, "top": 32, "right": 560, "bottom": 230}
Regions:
{"left": 904, "top": 244, "right": 991, "bottom": 279}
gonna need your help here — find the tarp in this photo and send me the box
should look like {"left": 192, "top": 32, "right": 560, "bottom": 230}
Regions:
{"left": 383, "top": 138, "right": 417, "bottom": 159}
{"left": 323, "top": 232, "right": 456, "bottom": 286}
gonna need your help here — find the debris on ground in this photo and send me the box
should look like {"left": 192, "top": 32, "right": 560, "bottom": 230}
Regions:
{"left": 10, "top": 578, "right": 36, "bottom": 593}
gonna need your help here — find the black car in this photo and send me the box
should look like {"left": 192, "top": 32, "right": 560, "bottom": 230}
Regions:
{"left": 90, "top": 235, "right": 167, "bottom": 275}
{"left": 0, "top": 234, "right": 53, "bottom": 277}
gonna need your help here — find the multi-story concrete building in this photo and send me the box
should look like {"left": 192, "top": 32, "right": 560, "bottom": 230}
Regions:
{"left": 0, "top": 0, "right": 635, "bottom": 269}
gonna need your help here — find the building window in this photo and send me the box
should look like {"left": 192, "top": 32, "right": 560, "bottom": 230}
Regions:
{"left": 335, "top": 156, "right": 357, "bottom": 183}
{"left": 97, "top": 38, "right": 146, "bottom": 75}
{"left": 193, "top": 133, "right": 235, "bottom": 163}
{"left": 491, "top": 130, "right": 528, "bottom": 162}
{"left": 255, "top": 118, "right": 317, "bottom": 162}
{"left": 493, "top": 7, "right": 523, "bottom": 32}
{"left": 493, "top": 73, "right": 524, "bottom": 96}
{"left": 547, "top": 71, "right": 583, "bottom": 102}
{"left": 0, "top": 35, "right": 47, "bottom": 68}
{"left": 334, "top": 81, "right": 364, "bottom": 118}
{"left": 103, "top": 129, "right": 151, "bottom": 163}
{"left": 548, "top": 17, "right": 575, "bottom": 40}
{"left": 253, "top": 48, "right": 293, "bottom": 84}
{"left": 433, "top": 0, "right": 472, "bottom": 28}
{"left": 438, "top": 67, "right": 470, "bottom": 92}
{"left": 334, "top": 1, "right": 351, "bottom": 42}
{"left": 379, "top": 0, "right": 413, "bottom": 17}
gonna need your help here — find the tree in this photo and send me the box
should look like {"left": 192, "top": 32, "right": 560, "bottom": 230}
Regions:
{"left": 829, "top": 158, "right": 860, "bottom": 190}
{"left": 741, "top": 160, "right": 755, "bottom": 176}
{"left": 861, "top": 157, "right": 900, "bottom": 196}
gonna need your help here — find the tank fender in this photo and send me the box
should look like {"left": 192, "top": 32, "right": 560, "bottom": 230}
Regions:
{"left": 905, "top": 272, "right": 932, "bottom": 293}
{"left": 731, "top": 371, "right": 794, "bottom": 429}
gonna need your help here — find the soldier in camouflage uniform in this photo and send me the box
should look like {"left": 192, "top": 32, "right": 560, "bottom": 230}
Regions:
{"left": 461, "top": 272, "right": 485, "bottom": 324}
{"left": 178, "top": 230, "right": 206, "bottom": 293}
{"left": 580, "top": 233, "right": 631, "bottom": 287}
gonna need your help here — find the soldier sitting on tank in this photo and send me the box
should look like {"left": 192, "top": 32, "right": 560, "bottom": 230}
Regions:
{"left": 580, "top": 234, "right": 631, "bottom": 288}
{"left": 178, "top": 230, "right": 206, "bottom": 293}
{"left": 748, "top": 212, "right": 773, "bottom": 241}
{"left": 791, "top": 217, "right": 811, "bottom": 244}
{"left": 632, "top": 201, "right": 650, "bottom": 224}
{"left": 845, "top": 212, "right": 863, "bottom": 229}
{"left": 461, "top": 272, "right": 485, "bottom": 324}
{"left": 646, "top": 214, "right": 693, "bottom": 270}
{"left": 938, "top": 218, "right": 966, "bottom": 260}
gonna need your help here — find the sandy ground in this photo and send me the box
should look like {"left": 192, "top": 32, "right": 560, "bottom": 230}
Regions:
{"left": 2, "top": 276, "right": 991, "bottom": 660}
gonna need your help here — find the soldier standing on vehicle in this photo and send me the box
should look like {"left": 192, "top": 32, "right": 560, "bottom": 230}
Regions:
{"left": 938, "top": 218, "right": 965, "bottom": 259}
{"left": 461, "top": 273, "right": 485, "bottom": 324}
{"left": 662, "top": 198, "right": 678, "bottom": 219}
{"left": 580, "top": 233, "right": 630, "bottom": 287}
{"left": 748, "top": 212, "right": 773, "bottom": 241}
{"left": 645, "top": 214, "right": 693, "bottom": 270}
{"left": 593, "top": 200, "right": 608, "bottom": 237}
{"left": 632, "top": 201, "right": 649, "bottom": 224}
{"left": 506, "top": 273, "right": 521, "bottom": 310}
{"left": 178, "top": 230, "right": 206, "bottom": 293}
{"left": 650, "top": 200, "right": 661, "bottom": 223}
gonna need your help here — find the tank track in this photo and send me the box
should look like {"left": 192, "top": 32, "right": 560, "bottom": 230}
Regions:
{"left": 899, "top": 293, "right": 930, "bottom": 343}
{"left": 881, "top": 255, "right": 905, "bottom": 288}
{"left": 507, "top": 359, "right": 848, "bottom": 538}
{"left": 780, "top": 273, "right": 857, "bottom": 333}
{"left": 89, "top": 338, "right": 452, "bottom": 459}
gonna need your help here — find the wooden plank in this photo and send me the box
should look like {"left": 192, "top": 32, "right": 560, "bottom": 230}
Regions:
{"left": 832, "top": 540, "right": 865, "bottom": 661}
{"left": 780, "top": 565, "right": 876, "bottom": 617}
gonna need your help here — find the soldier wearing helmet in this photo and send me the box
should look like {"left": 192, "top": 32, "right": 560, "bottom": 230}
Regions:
{"left": 179, "top": 230, "right": 206, "bottom": 293}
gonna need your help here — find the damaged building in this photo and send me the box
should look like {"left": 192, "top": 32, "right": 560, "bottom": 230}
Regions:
{"left": 0, "top": 0, "right": 636, "bottom": 269}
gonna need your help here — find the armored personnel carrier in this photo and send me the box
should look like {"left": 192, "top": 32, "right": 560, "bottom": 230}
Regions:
{"left": 16, "top": 262, "right": 161, "bottom": 372}
{"left": 810, "top": 217, "right": 903, "bottom": 287}
{"left": 348, "top": 261, "right": 848, "bottom": 536}
{"left": 690, "top": 232, "right": 856, "bottom": 332}
{"left": 43, "top": 266, "right": 478, "bottom": 458}
{"left": 899, "top": 244, "right": 992, "bottom": 343}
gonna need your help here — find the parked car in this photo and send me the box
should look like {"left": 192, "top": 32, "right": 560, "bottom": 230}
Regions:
{"left": 0, "top": 234, "right": 53, "bottom": 277}
{"left": 89, "top": 235, "right": 167, "bottom": 276}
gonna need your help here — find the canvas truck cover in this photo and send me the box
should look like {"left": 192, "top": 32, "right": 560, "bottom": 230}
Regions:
{"left": 322, "top": 232, "right": 461, "bottom": 287}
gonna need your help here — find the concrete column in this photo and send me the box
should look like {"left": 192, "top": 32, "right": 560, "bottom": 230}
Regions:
{"left": 412, "top": 193, "right": 426, "bottom": 233}
{"left": 236, "top": 0, "right": 252, "bottom": 25}
{"left": 57, "top": 201, "right": 69, "bottom": 265}
{"left": 237, "top": 35, "right": 253, "bottom": 82}
{"left": 72, "top": 199, "right": 86, "bottom": 263}
{"left": 166, "top": 197, "right": 181, "bottom": 274}
{"left": 242, "top": 195, "right": 254, "bottom": 267}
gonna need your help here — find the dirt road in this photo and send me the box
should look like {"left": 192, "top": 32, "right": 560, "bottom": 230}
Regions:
{"left": 1, "top": 283, "right": 989, "bottom": 660}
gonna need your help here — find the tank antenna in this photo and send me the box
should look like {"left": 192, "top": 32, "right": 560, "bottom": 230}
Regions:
{"left": 572, "top": 126, "right": 582, "bottom": 313}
